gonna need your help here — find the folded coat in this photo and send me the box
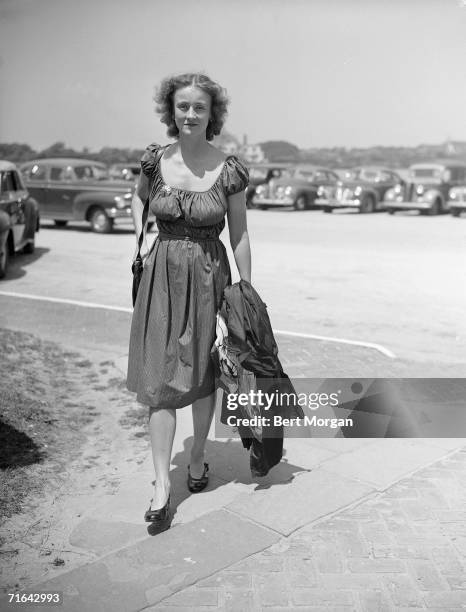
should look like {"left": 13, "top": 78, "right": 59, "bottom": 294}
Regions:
{"left": 211, "top": 280, "right": 304, "bottom": 477}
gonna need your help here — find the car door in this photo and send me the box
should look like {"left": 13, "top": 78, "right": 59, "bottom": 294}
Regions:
{"left": 21, "top": 162, "right": 49, "bottom": 213}
{"left": 48, "top": 164, "right": 77, "bottom": 219}
{"left": 0, "top": 170, "right": 25, "bottom": 246}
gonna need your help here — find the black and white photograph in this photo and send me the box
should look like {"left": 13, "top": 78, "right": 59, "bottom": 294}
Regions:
{"left": 1, "top": 0, "right": 466, "bottom": 610}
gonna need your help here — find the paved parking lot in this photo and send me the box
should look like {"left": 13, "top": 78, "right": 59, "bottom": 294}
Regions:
{"left": 2, "top": 210, "right": 465, "bottom": 371}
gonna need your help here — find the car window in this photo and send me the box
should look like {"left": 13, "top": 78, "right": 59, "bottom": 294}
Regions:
{"left": 12, "top": 171, "right": 25, "bottom": 191}
{"left": 377, "top": 171, "right": 391, "bottom": 182}
{"left": 93, "top": 165, "right": 109, "bottom": 180}
{"left": 297, "top": 170, "right": 315, "bottom": 181}
{"left": 24, "top": 163, "right": 47, "bottom": 181}
{"left": 74, "top": 165, "right": 94, "bottom": 180}
{"left": 50, "top": 167, "right": 63, "bottom": 181}
{"left": 411, "top": 167, "right": 441, "bottom": 179}
{"left": 0, "top": 171, "right": 16, "bottom": 193}
{"left": 50, "top": 166, "right": 75, "bottom": 181}
{"left": 314, "top": 171, "right": 327, "bottom": 182}
{"left": 359, "top": 169, "right": 379, "bottom": 182}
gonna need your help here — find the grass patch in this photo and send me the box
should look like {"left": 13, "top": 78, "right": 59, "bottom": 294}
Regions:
{"left": 0, "top": 329, "right": 101, "bottom": 520}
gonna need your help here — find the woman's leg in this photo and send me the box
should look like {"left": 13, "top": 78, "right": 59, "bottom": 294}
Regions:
{"left": 149, "top": 407, "right": 176, "bottom": 509}
{"left": 190, "top": 390, "right": 217, "bottom": 478}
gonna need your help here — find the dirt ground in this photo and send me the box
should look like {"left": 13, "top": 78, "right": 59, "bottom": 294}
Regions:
{"left": 0, "top": 328, "right": 149, "bottom": 593}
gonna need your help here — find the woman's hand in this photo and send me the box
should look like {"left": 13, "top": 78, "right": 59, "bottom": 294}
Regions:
{"left": 215, "top": 313, "right": 237, "bottom": 377}
{"left": 215, "top": 313, "right": 228, "bottom": 347}
{"left": 133, "top": 240, "right": 149, "bottom": 264}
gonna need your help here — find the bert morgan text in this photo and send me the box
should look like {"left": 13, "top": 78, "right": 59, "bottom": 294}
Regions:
{"left": 225, "top": 415, "right": 354, "bottom": 429}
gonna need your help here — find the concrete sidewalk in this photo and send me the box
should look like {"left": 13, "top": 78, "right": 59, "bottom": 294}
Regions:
{"left": 1, "top": 295, "right": 465, "bottom": 611}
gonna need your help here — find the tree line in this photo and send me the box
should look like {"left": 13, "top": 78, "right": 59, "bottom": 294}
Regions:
{"left": 1, "top": 139, "right": 465, "bottom": 169}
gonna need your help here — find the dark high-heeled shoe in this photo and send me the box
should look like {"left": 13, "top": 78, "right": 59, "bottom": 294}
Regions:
{"left": 187, "top": 462, "right": 209, "bottom": 493}
{"left": 144, "top": 494, "right": 170, "bottom": 524}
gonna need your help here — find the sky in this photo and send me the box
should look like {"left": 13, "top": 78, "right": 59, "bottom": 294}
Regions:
{"left": 0, "top": 0, "right": 465, "bottom": 151}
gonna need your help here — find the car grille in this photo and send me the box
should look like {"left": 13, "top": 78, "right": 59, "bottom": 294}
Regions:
{"left": 343, "top": 188, "right": 353, "bottom": 200}
{"left": 406, "top": 183, "right": 415, "bottom": 202}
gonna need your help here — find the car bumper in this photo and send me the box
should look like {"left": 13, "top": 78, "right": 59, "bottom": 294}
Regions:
{"left": 252, "top": 197, "right": 294, "bottom": 207}
{"left": 384, "top": 200, "right": 433, "bottom": 210}
{"left": 108, "top": 207, "right": 155, "bottom": 224}
{"left": 107, "top": 206, "right": 133, "bottom": 219}
{"left": 315, "top": 198, "right": 361, "bottom": 208}
{"left": 447, "top": 200, "right": 466, "bottom": 210}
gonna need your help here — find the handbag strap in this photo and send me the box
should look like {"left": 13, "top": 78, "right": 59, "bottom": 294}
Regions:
{"left": 135, "top": 145, "right": 166, "bottom": 259}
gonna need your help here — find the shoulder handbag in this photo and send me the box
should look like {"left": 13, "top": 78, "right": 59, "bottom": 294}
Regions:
{"left": 131, "top": 196, "right": 150, "bottom": 307}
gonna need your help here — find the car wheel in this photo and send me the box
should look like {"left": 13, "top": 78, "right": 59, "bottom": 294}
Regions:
{"left": 388, "top": 209, "right": 396, "bottom": 215}
{"left": 428, "top": 199, "right": 441, "bottom": 216}
{"left": 451, "top": 208, "right": 460, "bottom": 217}
{"left": 23, "top": 238, "right": 35, "bottom": 254}
{"left": 323, "top": 207, "right": 333, "bottom": 213}
{"left": 90, "top": 208, "right": 113, "bottom": 233}
{"left": 294, "top": 195, "right": 308, "bottom": 211}
{"left": 359, "top": 194, "right": 375, "bottom": 213}
{"left": 259, "top": 205, "right": 269, "bottom": 210}
{"left": 0, "top": 243, "right": 9, "bottom": 279}
{"left": 54, "top": 220, "right": 68, "bottom": 227}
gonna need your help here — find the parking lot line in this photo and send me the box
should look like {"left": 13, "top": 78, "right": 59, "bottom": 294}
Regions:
{"left": 0, "top": 290, "right": 396, "bottom": 358}
{"left": 274, "top": 329, "right": 396, "bottom": 358}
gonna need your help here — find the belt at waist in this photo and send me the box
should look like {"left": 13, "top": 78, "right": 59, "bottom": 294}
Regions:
{"left": 157, "top": 231, "right": 220, "bottom": 243}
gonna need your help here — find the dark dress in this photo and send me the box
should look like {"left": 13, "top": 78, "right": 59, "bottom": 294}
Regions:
{"left": 126, "top": 143, "right": 249, "bottom": 409}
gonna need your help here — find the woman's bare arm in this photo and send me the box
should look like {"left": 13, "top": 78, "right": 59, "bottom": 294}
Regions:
{"left": 226, "top": 190, "right": 251, "bottom": 283}
{"left": 131, "top": 171, "right": 150, "bottom": 261}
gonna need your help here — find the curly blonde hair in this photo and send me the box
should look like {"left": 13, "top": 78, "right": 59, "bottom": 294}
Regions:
{"left": 154, "top": 73, "right": 229, "bottom": 141}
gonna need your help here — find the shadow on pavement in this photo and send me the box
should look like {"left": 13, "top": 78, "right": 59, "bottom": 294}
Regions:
{"left": 3, "top": 246, "right": 50, "bottom": 280}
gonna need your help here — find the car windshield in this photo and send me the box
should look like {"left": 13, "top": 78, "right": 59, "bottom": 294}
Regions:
{"left": 295, "top": 170, "right": 315, "bottom": 181}
{"left": 343, "top": 169, "right": 380, "bottom": 182}
{"left": 410, "top": 167, "right": 445, "bottom": 181}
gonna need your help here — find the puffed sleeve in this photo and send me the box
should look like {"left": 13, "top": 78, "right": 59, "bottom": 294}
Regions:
{"left": 140, "top": 142, "right": 161, "bottom": 178}
{"left": 222, "top": 156, "right": 249, "bottom": 196}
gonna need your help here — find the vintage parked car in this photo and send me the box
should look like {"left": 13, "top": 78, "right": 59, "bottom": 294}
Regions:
{"left": 448, "top": 184, "right": 466, "bottom": 217}
{"left": 109, "top": 163, "right": 141, "bottom": 181}
{"left": 0, "top": 160, "right": 40, "bottom": 278}
{"left": 384, "top": 162, "right": 466, "bottom": 215}
{"left": 19, "top": 158, "right": 151, "bottom": 233}
{"left": 245, "top": 163, "right": 292, "bottom": 208}
{"left": 252, "top": 164, "right": 339, "bottom": 210}
{"left": 315, "top": 167, "right": 403, "bottom": 213}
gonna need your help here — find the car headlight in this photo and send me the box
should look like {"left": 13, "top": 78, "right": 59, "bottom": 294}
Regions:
{"left": 416, "top": 185, "right": 424, "bottom": 195}
{"left": 394, "top": 184, "right": 402, "bottom": 194}
{"left": 424, "top": 190, "right": 436, "bottom": 201}
{"left": 284, "top": 186, "right": 294, "bottom": 196}
{"left": 449, "top": 187, "right": 464, "bottom": 199}
{"left": 317, "top": 186, "right": 325, "bottom": 197}
{"left": 354, "top": 186, "right": 362, "bottom": 196}
{"left": 385, "top": 189, "right": 395, "bottom": 201}
{"left": 255, "top": 185, "right": 266, "bottom": 195}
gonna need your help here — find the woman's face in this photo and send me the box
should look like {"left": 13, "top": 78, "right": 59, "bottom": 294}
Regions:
{"left": 173, "top": 86, "right": 211, "bottom": 138}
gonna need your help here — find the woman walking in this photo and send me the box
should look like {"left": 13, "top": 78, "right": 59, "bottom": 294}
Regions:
{"left": 127, "top": 73, "right": 251, "bottom": 528}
